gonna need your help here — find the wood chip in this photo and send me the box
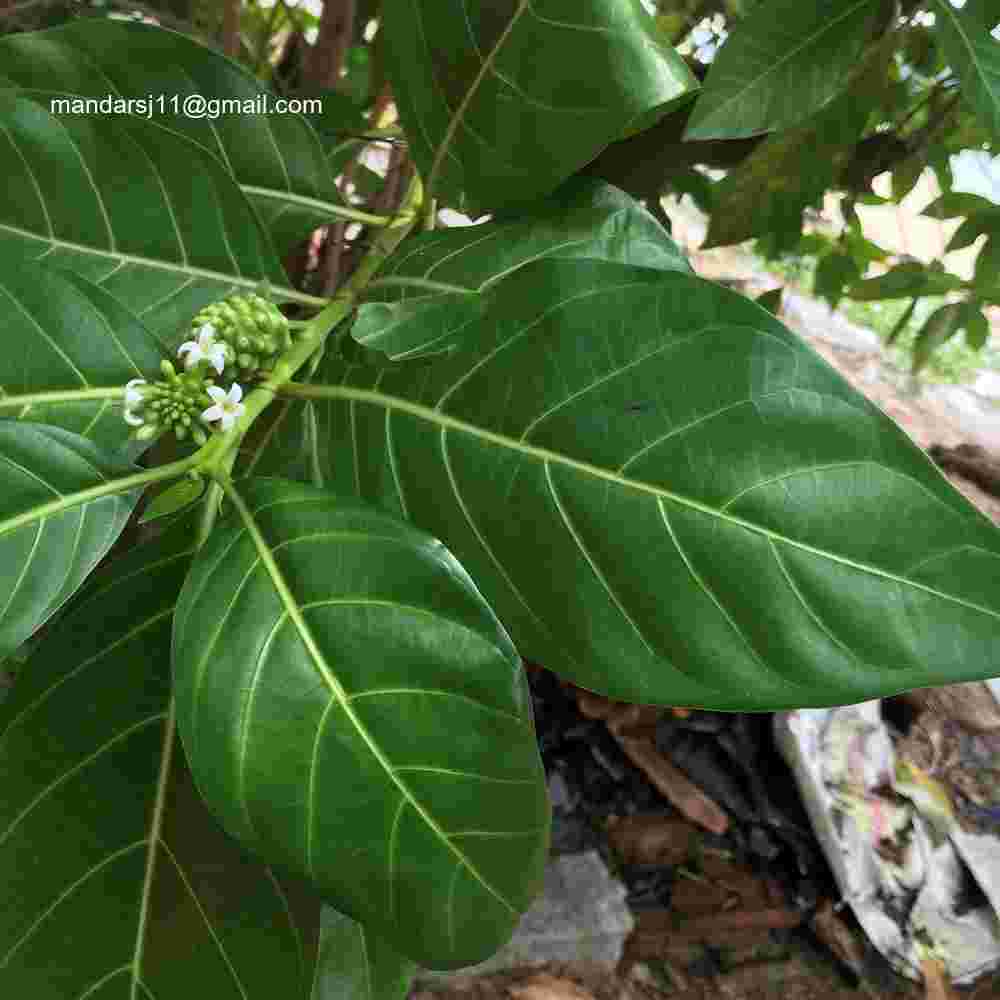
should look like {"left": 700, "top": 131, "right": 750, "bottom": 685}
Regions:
{"left": 507, "top": 973, "right": 597, "bottom": 1000}
{"left": 611, "top": 732, "right": 729, "bottom": 835}
{"left": 922, "top": 957, "right": 959, "bottom": 1000}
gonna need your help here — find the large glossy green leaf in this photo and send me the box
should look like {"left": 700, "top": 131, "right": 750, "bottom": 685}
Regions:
{"left": 171, "top": 478, "right": 549, "bottom": 970}
{"left": 0, "top": 91, "right": 319, "bottom": 347}
{"left": 381, "top": 0, "right": 698, "bottom": 214}
{"left": 0, "top": 513, "right": 324, "bottom": 998}
{"left": 0, "top": 21, "right": 347, "bottom": 258}
{"left": 0, "top": 260, "right": 165, "bottom": 449}
{"left": 931, "top": 0, "right": 1000, "bottom": 140}
{"left": 683, "top": 0, "right": 883, "bottom": 140}
{"left": 272, "top": 258, "right": 1000, "bottom": 711}
{"left": 702, "top": 36, "right": 891, "bottom": 250}
{"left": 352, "top": 178, "right": 691, "bottom": 360}
{"left": 313, "top": 907, "right": 414, "bottom": 1000}
{"left": 0, "top": 422, "right": 140, "bottom": 658}
{"left": 847, "top": 262, "right": 967, "bottom": 300}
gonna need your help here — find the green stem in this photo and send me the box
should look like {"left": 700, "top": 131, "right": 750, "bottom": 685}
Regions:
{"left": 194, "top": 173, "right": 424, "bottom": 479}
{"left": 0, "top": 454, "right": 200, "bottom": 540}
{"left": 0, "top": 387, "right": 125, "bottom": 412}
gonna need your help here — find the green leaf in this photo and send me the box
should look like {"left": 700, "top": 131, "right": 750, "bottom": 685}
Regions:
{"left": 843, "top": 227, "right": 888, "bottom": 267}
{"left": 139, "top": 476, "right": 206, "bottom": 525}
{"left": 381, "top": 0, "right": 698, "bottom": 214}
{"left": 0, "top": 21, "right": 347, "bottom": 257}
{"left": 945, "top": 212, "right": 1000, "bottom": 251}
{"left": 815, "top": 250, "right": 862, "bottom": 309}
{"left": 352, "top": 179, "right": 691, "bottom": 360}
{"left": 667, "top": 168, "right": 716, "bottom": 214}
{"left": 756, "top": 287, "right": 783, "bottom": 313}
{"left": 922, "top": 191, "right": 1000, "bottom": 218}
{"left": 171, "top": 478, "right": 549, "bottom": 969}
{"left": 0, "top": 260, "right": 165, "bottom": 449}
{"left": 0, "top": 514, "right": 324, "bottom": 998}
{"left": 275, "top": 258, "right": 1000, "bottom": 710}
{"left": 703, "top": 35, "right": 891, "bottom": 249}
{"left": 0, "top": 91, "right": 318, "bottom": 346}
{"left": 911, "top": 301, "right": 965, "bottom": 372}
{"left": 313, "top": 907, "right": 414, "bottom": 1000}
{"left": 931, "top": 0, "right": 1000, "bottom": 140}
{"left": 886, "top": 296, "right": 919, "bottom": 345}
{"left": 892, "top": 156, "right": 926, "bottom": 202}
{"left": 683, "top": 0, "right": 883, "bottom": 140}
{"left": 0, "top": 423, "right": 140, "bottom": 657}
{"left": 847, "top": 262, "right": 966, "bottom": 299}
{"left": 974, "top": 232, "right": 1000, "bottom": 287}
{"left": 961, "top": 300, "right": 991, "bottom": 349}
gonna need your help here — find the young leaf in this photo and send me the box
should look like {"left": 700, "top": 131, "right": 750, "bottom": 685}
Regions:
{"left": 0, "top": 423, "right": 141, "bottom": 657}
{"left": 352, "top": 178, "right": 691, "bottom": 361}
{"left": 814, "top": 250, "right": 861, "bottom": 310}
{"left": 974, "top": 233, "right": 1000, "bottom": 288}
{"left": 0, "top": 514, "right": 323, "bottom": 998}
{"left": 0, "top": 260, "right": 164, "bottom": 449}
{"left": 139, "top": 477, "right": 206, "bottom": 525}
{"left": 848, "top": 262, "right": 966, "bottom": 299}
{"left": 277, "top": 258, "right": 1000, "bottom": 710}
{"left": 0, "top": 21, "right": 348, "bottom": 258}
{"left": 313, "top": 907, "right": 414, "bottom": 1000}
{"left": 911, "top": 301, "right": 965, "bottom": 373}
{"left": 931, "top": 0, "right": 1000, "bottom": 140}
{"left": 961, "top": 300, "right": 991, "bottom": 350}
{"left": 171, "top": 478, "right": 549, "bottom": 970}
{"left": 684, "top": 0, "right": 883, "bottom": 140}
{"left": 0, "top": 92, "right": 316, "bottom": 346}
{"left": 945, "top": 213, "right": 998, "bottom": 251}
{"left": 380, "top": 1, "right": 697, "bottom": 214}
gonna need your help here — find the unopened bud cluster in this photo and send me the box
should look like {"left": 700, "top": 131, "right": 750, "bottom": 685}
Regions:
{"left": 123, "top": 294, "right": 293, "bottom": 442}
{"left": 190, "top": 294, "right": 293, "bottom": 383}
{"left": 124, "top": 361, "right": 213, "bottom": 445}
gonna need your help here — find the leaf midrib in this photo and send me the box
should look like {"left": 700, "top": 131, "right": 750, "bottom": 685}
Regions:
{"left": 291, "top": 382, "right": 1000, "bottom": 626}
{"left": 0, "top": 221, "right": 325, "bottom": 308}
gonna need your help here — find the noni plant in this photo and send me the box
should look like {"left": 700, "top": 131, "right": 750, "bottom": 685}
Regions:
{"left": 1, "top": 2, "right": 999, "bottom": 997}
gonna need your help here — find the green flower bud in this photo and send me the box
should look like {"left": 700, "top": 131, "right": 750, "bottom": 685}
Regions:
{"left": 188, "top": 293, "right": 291, "bottom": 382}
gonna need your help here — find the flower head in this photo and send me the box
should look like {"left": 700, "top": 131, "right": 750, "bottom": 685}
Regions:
{"left": 201, "top": 383, "right": 245, "bottom": 432}
{"left": 178, "top": 324, "right": 227, "bottom": 375}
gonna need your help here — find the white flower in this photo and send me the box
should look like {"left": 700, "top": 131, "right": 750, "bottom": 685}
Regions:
{"left": 201, "top": 383, "right": 245, "bottom": 432}
{"left": 123, "top": 378, "right": 147, "bottom": 426}
{"left": 178, "top": 324, "right": 227, "bottom": 375}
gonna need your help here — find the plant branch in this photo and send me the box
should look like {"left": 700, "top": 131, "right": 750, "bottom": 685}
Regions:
{"left": 221, "top": 0, "right": 241, "bottom": 58}
{"left": 195, "top": 173, "right": 423, "bottom": 476}
{"left": 305, "top": 0, "right": 355, "bottom": 89}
